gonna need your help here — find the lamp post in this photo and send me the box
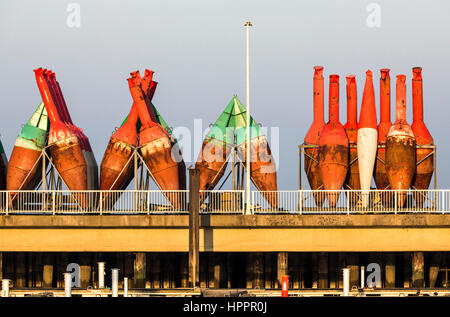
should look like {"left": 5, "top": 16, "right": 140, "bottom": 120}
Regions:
{"left": 245, "top": 20, "right": 252, "bottom": 215}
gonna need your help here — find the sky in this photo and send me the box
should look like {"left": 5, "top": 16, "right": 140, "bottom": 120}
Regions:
{"left": 0, "top": 0, "right": 449, "bottom": 190}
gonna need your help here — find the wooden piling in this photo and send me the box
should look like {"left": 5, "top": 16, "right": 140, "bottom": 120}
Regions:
{"left": 264, "top": 253, "right": 273, "bottom": 289}
{"left": 0, "top": 252, "right": 2, "bottom": 281}
{"left": 384, "top": 252, "right": 396, "bottom": 288}
{"left": 318, "top": 252, "right": 328, "bottom": 288}
{"left": 43, "top": 253, "right": 54, "bottom": 288}
{"left": 79, "top": 253, "right": 91, "bottom": 288}
{"left": 152, "top": 253, "right": 161, "bottom": 288}
{"left": 412, "top": 251, "right": 425, "bottom": 288}
{"left": 403, "top": 252, "right": 411, "bottom": 288}
{"left": 35, "top": 253, "right": 42, "bottom": 288}
{"left": 277, "top": 252, "right": 288, "bottom": 288}
{"left": 311, "top": 253, "right": 318, "bottom": 288}
{"left": 180, "top": 253, "right": 189, "bottom": 288}
{"left": 15, "top": 252, "right": 26, "bottom": 288}
{"left": 347, "top": 253, "right": 359, "bottom": 289}
{"left": 134, "top": 252, "right": 146, "bottom": 288}
{"left": 253, "top": 252, "right": 264, "bottom": 289}
{"left": 429, "top": 252, "right": 442, "bottom": 288}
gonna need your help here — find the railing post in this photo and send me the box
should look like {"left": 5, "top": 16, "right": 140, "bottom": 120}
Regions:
{"left": 146, "top": 191, "right": 150, "bottom": 215}
{"left": 442, "top": 190, "right": 445, "bottom": 214}
{"left": 347, "top": 191, "right": 350, "bottom": 215}
{"left": 99, "top": 191, "right": 103, "bottom": 215}
{"left": 5, "top": 192, "right": 8, "bottom": 216}
{"left": 52, "top": 190, "right": 55, "bottom": 215}
{"left": 394, "top": 191, "right": 398, "bottom": 214}
{"left": 299, "top": 190, "right": 303, "bottom": 215}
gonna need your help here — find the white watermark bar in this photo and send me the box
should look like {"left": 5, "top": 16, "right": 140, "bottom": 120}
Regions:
{"left": 0, "top": 189, "right": 448, "bottom": 215}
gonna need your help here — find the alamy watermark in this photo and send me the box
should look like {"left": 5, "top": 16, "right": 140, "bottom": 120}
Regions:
{"left": 366, "top": 3, "right": 381, "bottom": 28}
{"left": 66, "top": 3, "right": 81, "bottom": 28}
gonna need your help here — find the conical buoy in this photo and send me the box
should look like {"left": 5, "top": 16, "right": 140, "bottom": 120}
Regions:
{"left": 318, "top": 75, "right": 349, "bottom": 208}
{"left": 357, "top": 70, "right": 378, "bottom": 207}
{"left": 304, "top": 66, "right": 326, "bottom": 206}
{"left": 343, "top": 75, "right": 360, "bottom": 206}
{"left": 411, "top": 67, "right": 434, "bottom": 207}
{"left": 386, "top": 75, "right": 416, "bottom": 208}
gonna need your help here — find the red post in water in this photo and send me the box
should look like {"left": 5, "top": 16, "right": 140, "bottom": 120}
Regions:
{"left": 281, "top": 275, "right": 289, "bottom": 297}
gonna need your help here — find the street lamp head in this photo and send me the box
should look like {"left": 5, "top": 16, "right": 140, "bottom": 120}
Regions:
{"left": 244, "top": 21, "right": 252, "bottom": 27}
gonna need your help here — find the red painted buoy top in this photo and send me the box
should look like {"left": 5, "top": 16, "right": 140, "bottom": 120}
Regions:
{"left": 304, "top": 66, "right": 325, "bottom": 145}
{"left": 378, "top": 69, "right": 392, "bottom": 143}
{"left": 319, "top": 74, "right": 348, "bottom": 146}
{"left": 387, "top": 75, "right": 414, "bottom": 138}
{"left": 358, "top": 70, "right": 378, "bottom": 130}
{"left": 412, "top": 67, "right": 433, "bottom": 145}
{"left": 344, "top": 75, "right": 357, "bottom": 143}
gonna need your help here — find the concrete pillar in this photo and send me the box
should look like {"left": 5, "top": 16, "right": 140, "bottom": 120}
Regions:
{"left": 167, "top": 253, "right": 175, "bottom": 288}
{"left": 253, "top": 252, "right": 264, "bottom": 289}
{"left": 347, "top": 253, "right": 359, "bottom": 289}
{"left": 79, "top": 253, "right": 91, "bottom": 288}
{"left": 134, "top": 252, "right": 146, "bottom": 288}
{"left": 188, "top": 168, "right": 200, "bottom": 288}
{"left": 42, "top": 253, "right": 54, "bottom": 288}
{"left": 145, "top": 253, "right": 151, "bottom": 288}
{"left": 298, "top": 253, "right": 305, "bottom": 289}
{"left": 199, "top": 253, "right": 207, "bottom": 288}
{"left": 15, "top": 252, "right": 26, "bottom": 288}
{"left": 264, "top": 253, "right": 272, "bottom": 289}
{"left": 277, "top": 252, "right": 288, "bottom": 288}
{"left": 403, "top": 252, "right": 411, "bottom": 288}
{"left": 180, "top": 253, "right": 189, "bottom": 288}
{"left": 384, "top": 253, "right": 396, "bottom": 288}
{"left": 429, "top": 252, "right": 442, "bottom": 288}
{"left": 213, "top": 253, "right": 223, "bottom": 289}
{"left": 318, "top": 252, "right": 328, "bottom": 289}
{"left": 412, "top": 252, "right": 425, "bottom": 288}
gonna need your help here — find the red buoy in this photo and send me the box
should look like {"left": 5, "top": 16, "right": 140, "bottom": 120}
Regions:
{"left": 304, "top": 66, "right": 326, "bottom": 206}
{"left": 411, "top": 67, "right": 434, "bottom": 206}
{"left": 374, "top": 69, "right": 392, "bottom": 196}
{"left": 343, "top": 75, "right": 360, "bottom": 206}
{"left": 318, "top": 75, "right": 349, "bottom": 207}
{"left": 357, "top": 70, "right": 378, "bottom": 207}
{"left": 386, "top": 75, "right": 416, "bottom": 207}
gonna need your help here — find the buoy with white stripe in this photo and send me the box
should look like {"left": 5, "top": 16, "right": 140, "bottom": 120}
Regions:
{"left": 357, "top": 70, "right": 378, "bottom": 207}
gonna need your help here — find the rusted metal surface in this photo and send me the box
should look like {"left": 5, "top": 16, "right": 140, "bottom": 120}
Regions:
{"left": 304, "top": 66, "right": 326, "bottom": 206}
{"left": 374, "top": 69, "right": 392, "bottom": 195}
{"left": 318, "top": 74, "right": 348, "bottom": 207}
{"left": 236, "top": 136, "right": 278, "bottom": 208}
{"left": 196, "top": 139, "right": 230, "bottom": 193}
{"left": 128, "top": 74, "right": 185, "bottom": 208}
{"left": 343, "top": 75, "right": 359, "bottom": 206}
{"left": 386, "top": 75, "right": 416, "bottom": 208}
{"left": 411, "top": 67, "right": 434, "bottom": 207}
{"left": 34, "top": 68, "right": 89, "bottom": 208}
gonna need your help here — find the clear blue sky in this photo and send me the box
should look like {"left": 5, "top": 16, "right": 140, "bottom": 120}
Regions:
{"left": 1, "top": 0, "right": 449, "bottom": 189}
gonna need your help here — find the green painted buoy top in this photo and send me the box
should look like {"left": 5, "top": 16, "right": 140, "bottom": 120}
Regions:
{"left": 205, "top": 95, "right": 264, "bottom": 146}
{"left": 14, "top": 102, "right": 50, "bottom": 151}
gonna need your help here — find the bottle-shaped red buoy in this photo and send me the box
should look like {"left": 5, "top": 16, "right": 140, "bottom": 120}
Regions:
{"left": 385, "top": 75, "right": 416, "bottom": 208}
{"left": 411, "top": 67, "right": 434, "bottom": 206}
{"left": 318, "top": 75, "right": 349, "bottom": 207}
{"left": 374, "top": 69, "right": 392, "bottom": 197}
{"left": 357, "top": 70, "right": 378, "bottom": 207}
{"left": 343, "top": 75, "right": 360, "bottom": 206}
{"left": 304, "top": 66, "right": 326, "bottom": 206}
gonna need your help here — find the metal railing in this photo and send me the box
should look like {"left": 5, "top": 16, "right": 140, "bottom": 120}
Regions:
{"left": 252, "top": 189, "right": 448, "bottom": 214}
{"left": 0, "top": 190, "right": 189, "bottom": 214}
{"left": 0, "top": 189, "right": 448, "bottom": 215}
{"left": 200, "top": 190, "right": 245, "bottom": 214}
